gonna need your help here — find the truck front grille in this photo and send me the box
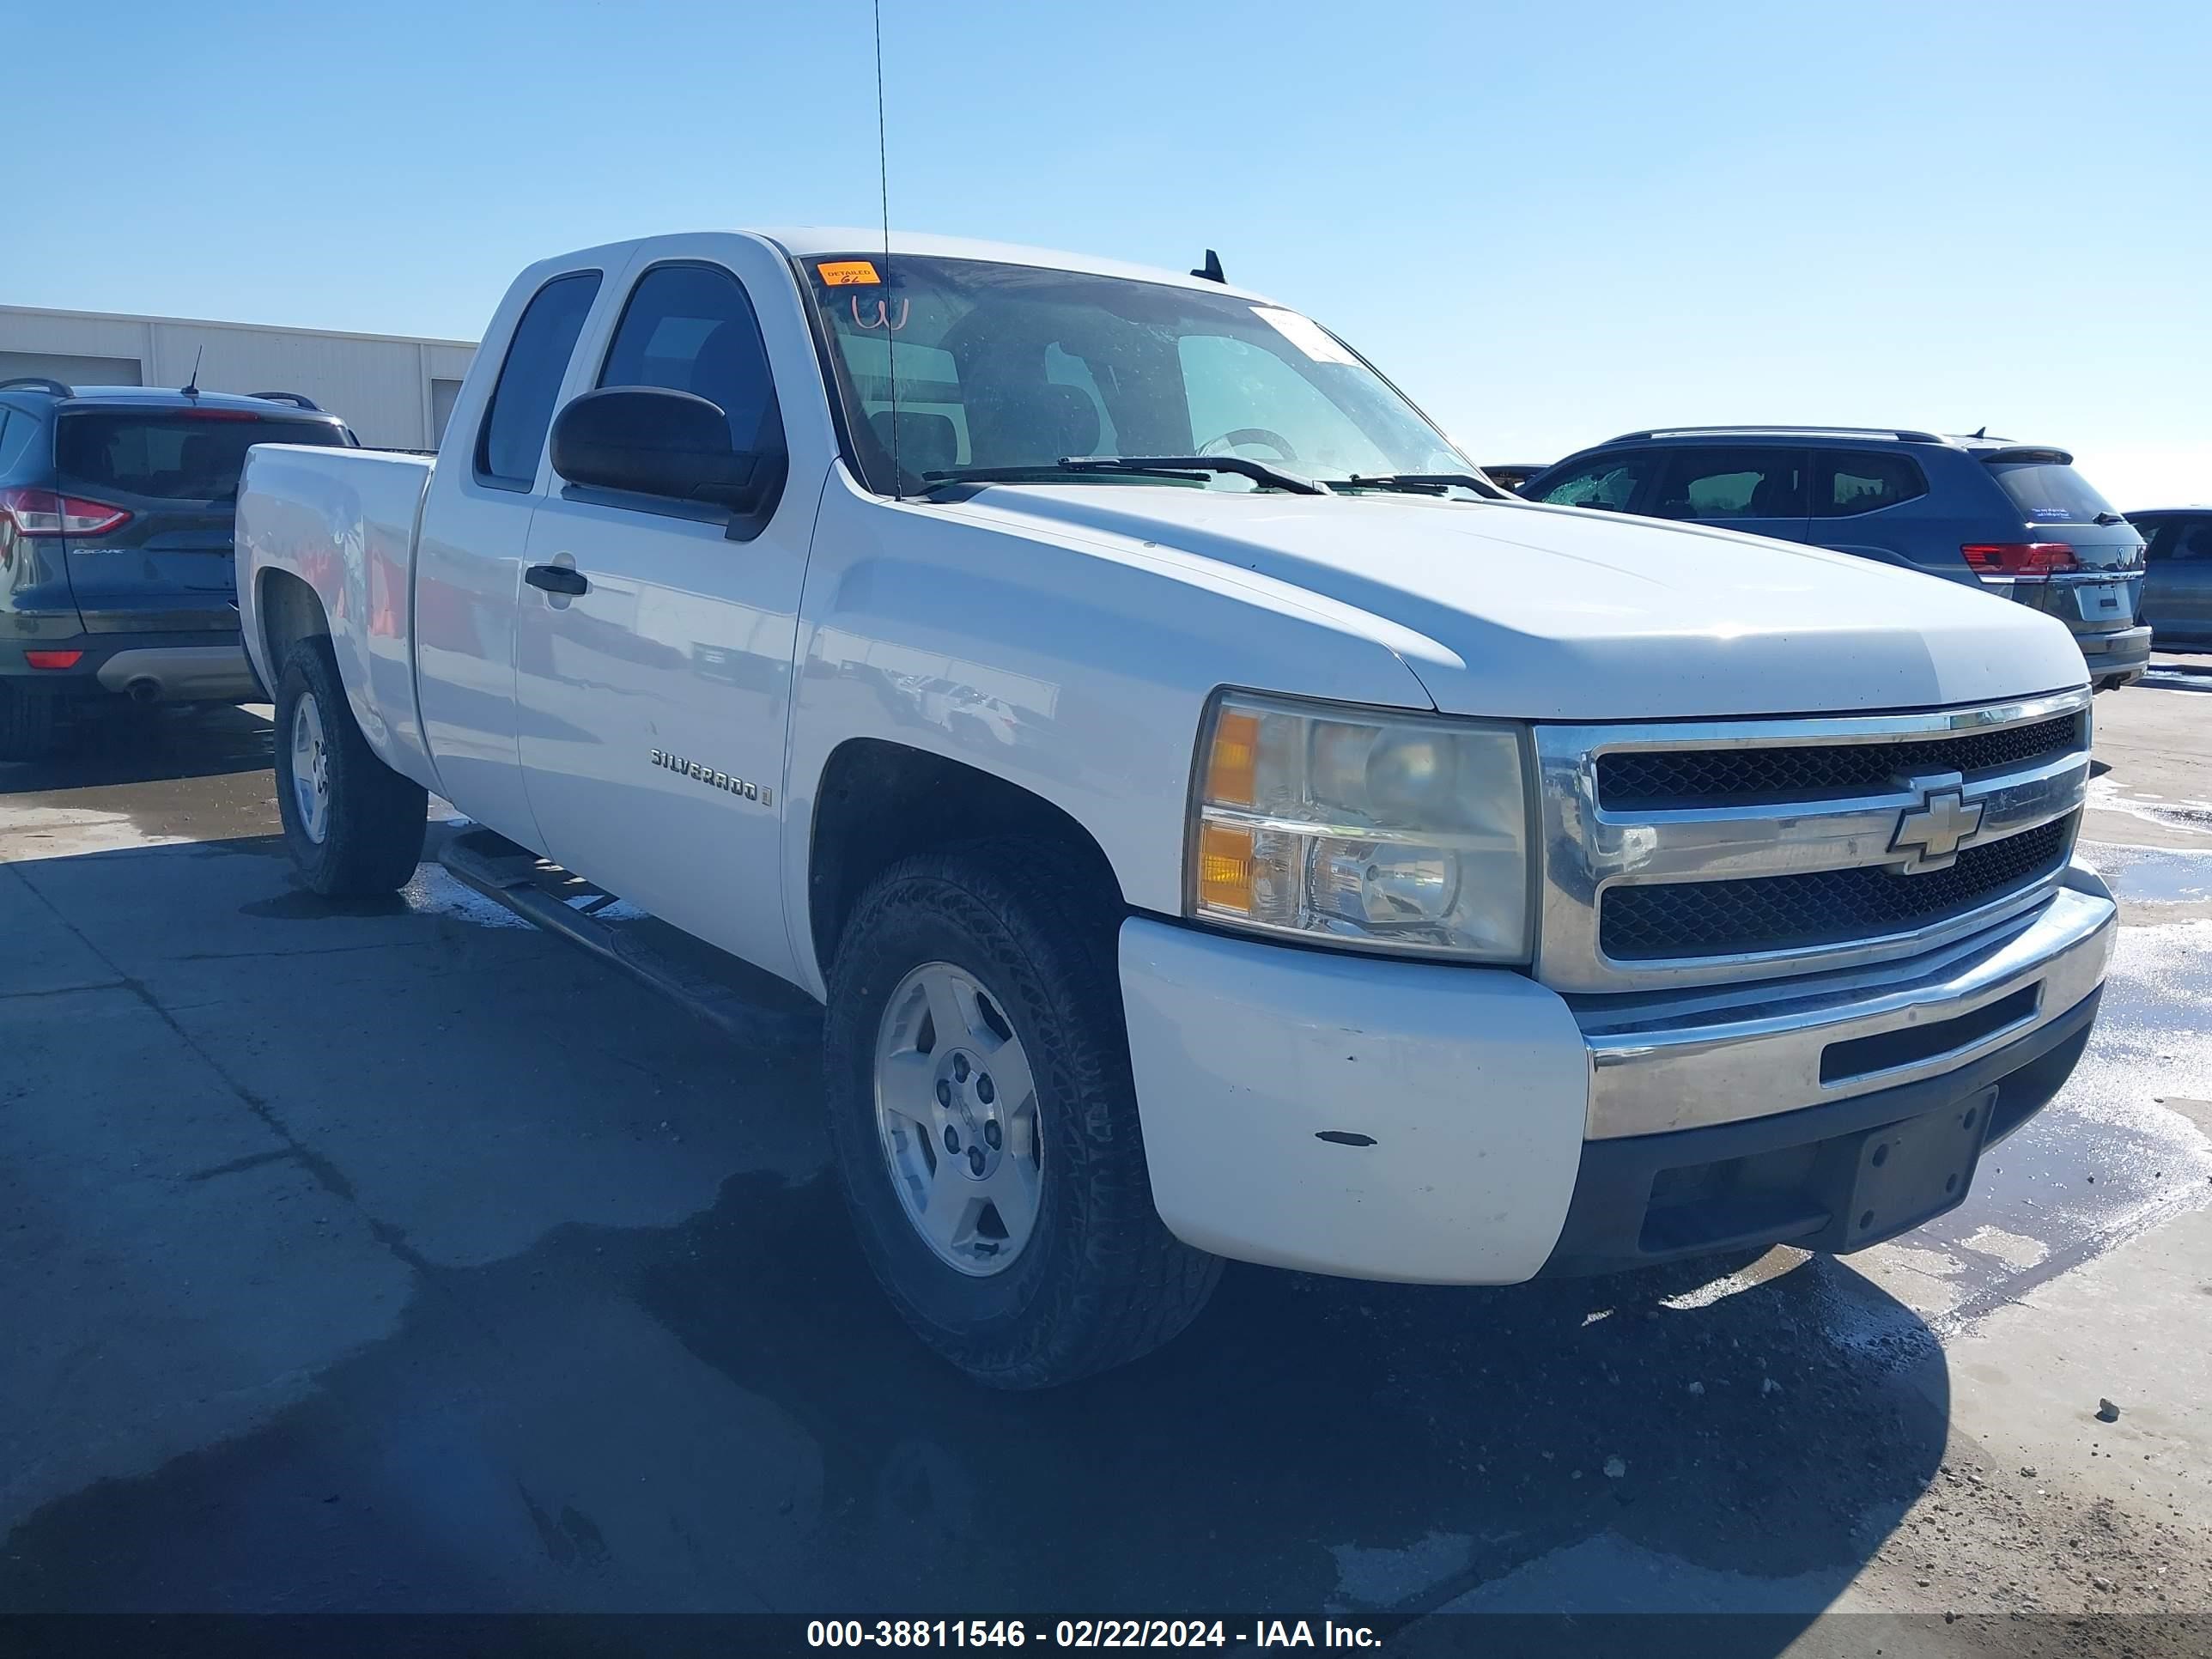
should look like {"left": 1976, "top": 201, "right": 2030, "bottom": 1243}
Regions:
{"left": 1595, "top": 713, "right": 2082, "bottom": 810}
{"left": 1598, "top": 816, "right": 2074, "bottom": 961}
{"left": 1532, "top": 690, "right": 2094, "bottom": 993}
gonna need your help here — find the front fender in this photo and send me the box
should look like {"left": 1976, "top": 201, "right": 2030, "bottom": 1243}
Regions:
{"left": 781, "top": 469, "right": 1435, "bottom": 996}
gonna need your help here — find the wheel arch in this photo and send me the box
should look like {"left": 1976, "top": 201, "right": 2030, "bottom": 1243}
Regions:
{"left": 256, "top": 566, "right": 331, "bottom": 691}
{"left": 805, "top": 738, "right": 1126, "bottom": 988}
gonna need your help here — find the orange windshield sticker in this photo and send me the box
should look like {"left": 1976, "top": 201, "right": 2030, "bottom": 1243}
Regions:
{"left": 817, "top": 259, "right": 882, "bottom": 286}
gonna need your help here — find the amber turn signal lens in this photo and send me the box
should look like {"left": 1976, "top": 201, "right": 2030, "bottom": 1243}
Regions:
{"left": 1197, "top": 822, "right": 1255, "bottom": 914}
{"left": 1206, "top": 709, "right": 1260, "bottom": 806}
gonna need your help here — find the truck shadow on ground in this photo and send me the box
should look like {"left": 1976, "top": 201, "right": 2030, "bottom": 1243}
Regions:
{"left": 0, "top": 1157, "right": 1948, "bottom": 1627}
{"left": 0, "top": 809, "right": 1949, "bottom": 1632}
{"left": 0, "top": 703, "right": 273, "bottom": 794}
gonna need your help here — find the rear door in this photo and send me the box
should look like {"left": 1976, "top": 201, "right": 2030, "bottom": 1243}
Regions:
{"left": 1982, "top": 453, "right": 2146, "bottom": 633}
{"left": 412, "top": 265, "right": 605, "bottom": 847}
{"left": 54, "top": 407, "right": 349, "bottom": 632}
{"left": 1808, "top": 448, "right": 1934, "bottom": 564}
{"left": 1645, "top": 446, "right": 1811, "bottom": 544}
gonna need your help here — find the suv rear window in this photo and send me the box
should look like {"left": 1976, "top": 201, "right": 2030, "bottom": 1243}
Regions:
{"left": 56, "top": 411, "right": 348, "bottom": 501}
{"left": 1989, "top": 461, "right": 2118, "bottom": 526}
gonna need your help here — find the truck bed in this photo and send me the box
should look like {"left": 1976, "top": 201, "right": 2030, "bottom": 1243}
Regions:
{"left": 235, "top": 444, "right": 437, "bottom": 789}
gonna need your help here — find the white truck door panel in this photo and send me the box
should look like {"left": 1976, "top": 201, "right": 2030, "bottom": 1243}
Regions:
{"left": 514, "top": 257, "right": 810, "bottom": 983}
{"left": 415, "top": 267, "right": 607, "bottom": 847}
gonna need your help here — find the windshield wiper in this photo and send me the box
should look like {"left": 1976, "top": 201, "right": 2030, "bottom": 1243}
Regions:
{"left": 1066, "top": 455, "right": 1328, "bottom": 495}
{"left": 923, "top": 461, "right": 1216, "bottom": 491}
{"left": 926, "top": 455, "right": 1327, "bottom": 496}
{"left": 1334, "top": 472, "right": 1510, "bottom": 501}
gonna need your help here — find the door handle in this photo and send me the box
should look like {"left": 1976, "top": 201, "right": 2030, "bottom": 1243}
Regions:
{"left": 525, "top": 563, "right": 589, "bottom": 596}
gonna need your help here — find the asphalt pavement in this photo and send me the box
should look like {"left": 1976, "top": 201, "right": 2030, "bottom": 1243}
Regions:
{"left": 3, "top": 665, "right": 2209, "bottom": 1648}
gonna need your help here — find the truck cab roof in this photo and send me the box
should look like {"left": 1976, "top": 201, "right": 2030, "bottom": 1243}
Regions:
{"left": 511, "top": 227, "right": 1282, "bottom": 306}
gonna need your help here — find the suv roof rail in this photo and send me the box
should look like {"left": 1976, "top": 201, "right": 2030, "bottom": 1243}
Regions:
{"left": 0, "top": 375, "right": 73, "bottom": 397}
{"left": 249, "top": 390, "right": 322, "bottom": 410}
{"left": 1604, "top": 424, "right": 1948, "bottom": 445}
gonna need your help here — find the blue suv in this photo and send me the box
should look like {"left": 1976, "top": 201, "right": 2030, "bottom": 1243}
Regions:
{"left": 1520, "top": 427, "right": 2151, "bottom": 690}
{"left": 0, "top": 378, "right": 354, "bottom": 760}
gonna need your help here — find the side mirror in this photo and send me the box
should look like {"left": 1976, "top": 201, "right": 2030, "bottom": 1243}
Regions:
{"left": 550, "top": 386, "right": 783, "bottom": 532}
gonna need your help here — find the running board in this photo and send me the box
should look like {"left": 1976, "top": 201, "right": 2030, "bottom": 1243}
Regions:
{"left": 437, "top": 826, "right": 818, "bottom": 1050}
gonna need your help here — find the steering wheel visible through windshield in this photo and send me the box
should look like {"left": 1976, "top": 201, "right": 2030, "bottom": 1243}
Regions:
{"left": 797, "top": 252, "right": 1472, "bottom": 495}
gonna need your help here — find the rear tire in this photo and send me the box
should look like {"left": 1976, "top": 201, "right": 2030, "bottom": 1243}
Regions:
{"left": 0, "top": 683, "right": 60, "bottom": 763}
{"left": 272, "top": 637, "right": 427, "bottom": 895}
{"left": 823, "top": 842, "right": 1222, "bottom": 1389}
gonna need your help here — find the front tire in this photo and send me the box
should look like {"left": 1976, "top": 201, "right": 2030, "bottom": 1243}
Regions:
{"left": 272, "top": 637, "right": 427, "bottom": 895}
{"left": 823, "top": 842, "right": 1222, "bottom": 1389}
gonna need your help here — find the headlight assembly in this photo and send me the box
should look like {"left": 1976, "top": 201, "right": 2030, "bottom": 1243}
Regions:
{"left": 1188, "top": 691, "right": 1534, "bottom": 963}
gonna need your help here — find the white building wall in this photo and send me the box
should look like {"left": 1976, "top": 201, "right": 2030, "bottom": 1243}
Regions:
{"left": 0, "top": 305, "right": 476, "bottom": 451}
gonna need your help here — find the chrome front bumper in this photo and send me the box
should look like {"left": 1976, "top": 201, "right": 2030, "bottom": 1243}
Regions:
{"left": 1574, "top": 863, "right": 2117, "bottom": 1139}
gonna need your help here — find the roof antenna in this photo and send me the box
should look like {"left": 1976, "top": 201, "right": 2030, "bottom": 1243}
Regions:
{"left": 873, "top": 0, "right": 900, "bottom": 501}
{"left": 1971, "top": 425, "right": 1986, "bottom": 439}
{"left": 182, "top": 345, "right": 204, "bottom": 397}
{"left": 1192, "top": 249, "right": 1225, "bottom": 283}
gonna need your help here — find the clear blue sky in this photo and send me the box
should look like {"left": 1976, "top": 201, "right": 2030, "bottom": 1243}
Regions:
{"left": 15, "top": 0, "right": 2209, "bottom": 503}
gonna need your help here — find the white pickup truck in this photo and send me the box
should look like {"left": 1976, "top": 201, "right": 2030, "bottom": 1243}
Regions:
{"left": 237, "top": 229, "right": 2116, "bottom": 1387}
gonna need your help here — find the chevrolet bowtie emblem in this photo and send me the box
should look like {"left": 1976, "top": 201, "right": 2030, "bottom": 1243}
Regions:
{"left": 1891, "top": 781, "right": 1984, "bottom": 874}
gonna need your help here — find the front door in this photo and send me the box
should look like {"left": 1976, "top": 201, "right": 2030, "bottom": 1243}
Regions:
{"left": 513, "top": 256, "right": 809, "bottom": 981}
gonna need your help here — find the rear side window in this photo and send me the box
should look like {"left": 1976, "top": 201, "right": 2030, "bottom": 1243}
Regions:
{"left": 476, "top": 270, "right": 603, "bottom": 489}
{"left": 1535, "top": 451, "right": 1657, "bottom": 511}
{"left": 1651, "top": 447, "right": 1808, "bottom": 520}
{"left": 1815, "top": 451, "right": 1927, "bottom": 517}
{"left": 55, "top": 412, "right": 349, "bottom": 501}
{"left": 599, "top": 263, "right": 783, "bottom": 456}
{"left": 1990, "top": 461, "right": 2117, "bottom": 526}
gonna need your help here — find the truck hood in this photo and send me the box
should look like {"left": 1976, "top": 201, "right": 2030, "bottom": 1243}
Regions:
{"left": 955, "top": 488, "right": 2089, "bottom": 720}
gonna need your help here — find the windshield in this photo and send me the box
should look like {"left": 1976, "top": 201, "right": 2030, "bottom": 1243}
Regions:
{"left": 56, "top": 410, "right": 350, "bottom": 502}
{"left": 799, "top": 253, "right": 1470, "bottom": 493}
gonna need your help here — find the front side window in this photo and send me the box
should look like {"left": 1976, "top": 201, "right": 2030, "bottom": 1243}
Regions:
{"left": 799, "top": 253, "right": 1468, "bottom": 493}
{"left": 1534, "top": 452, "right": 1656, "bottom": 511}
{"left": 55, "top": 411, "right": 348, "bottom": 501}
{"left": 476, "top": 270, "right": 602, "bottom": 489}
{"left": 599, "top": 263, "right": 783, "bottom": 456}
{"left": 1815, "top": 451, "right": 1927, "bottom": 517}
{"left": 1651, "top": 447, "right": 1808, "bottom": 521}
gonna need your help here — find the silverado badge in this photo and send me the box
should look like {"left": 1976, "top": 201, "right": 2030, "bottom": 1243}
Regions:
{"left": 652, "top": 749, "right": 772, "bottom": 805}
